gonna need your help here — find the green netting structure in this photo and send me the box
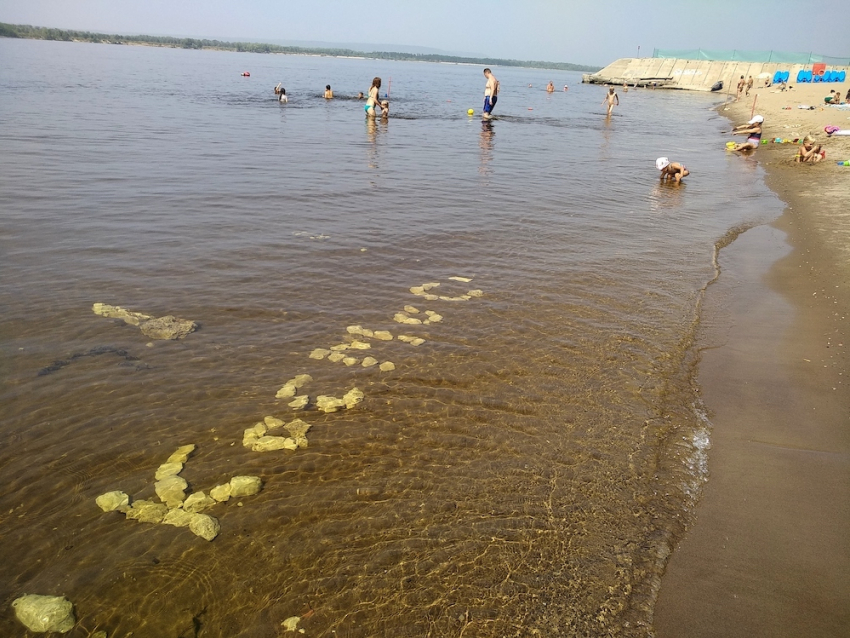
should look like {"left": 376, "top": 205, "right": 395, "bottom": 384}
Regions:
{"left": 652, "top": 49, "right": 849, "bottom": 65}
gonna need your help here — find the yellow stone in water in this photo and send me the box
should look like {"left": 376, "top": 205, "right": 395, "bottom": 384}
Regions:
{"left": 449, "top": 276, "right": 473, "bottom": 282}
{"left": 424, "top": 294, "right": 439, "bottom": 301}
{"left": 347, "top": 325, "right": 374, "bottom": 337}
{"left": 210, "top": 484, "right": 232, "bottom": 502}
{"left": 316, "top": 395, "right": 346, "bottom": 412}
{"left": 162, "top": 508, "right": 195, "bottom": 527}
{"left": 422, "top": 282, "right": 440, "bottom": 290}
{"left": 409, "top": 338, "right": 425, "bottom": 346}
{"left": 362, "top": 357, "right": 378, "bottom": 367}
{"left": 183, "top": 491, "right": 216, "bottom": 513}
{"left": 252, "top": 436, "right": 298, "bottom": 452}
{"left": 155, "top": 475, "right": 188, "bottom": 508}
{"left": 349, "top": 340, "right": 371, "bottom": 350}
{"left": 343, "top": 387, "right": 365, "bottom": 409}
{"left": 275, "top": 383, "right": 296, "bottom": 399}
{"left": 309, "top": 348, "right": 331, "bottom": 359}
{"left": 288, "top": 395, "right": 309, "bottom": 410}
{"left": 264, "top": 416, "right": 285, "bottom": 429}
{"left": 166, "top": 444, "right": 196, "bottom": 464}
{"left": 282, "top": 616, "right": 300, "bottom": 631}
{"left": 467, "top": 289, "right": 484, "bottom": 297}
{"left": 328, "top": 352, "right": 346, "bottom": 363}
{"left": 12, "top": 594, "right": 76, "bottom": 633}
{"left": 229, "top": 476, "right": 262, "bottom": 497}
{"left": 330, "top": 343, "right": 349, "bottom": 351}
{"left": 379, "top": 361, "right": 396, "bottom": 372}
{"left": 373, "top": 330, "right": 393, "bottom": 341}
{"left": 96, "top": 490, "right": 130, "bottom": 512}
{"left": 343, "top": 357, "right": 358, "bottom": 366}
{"left": 189, "top": 513, "right": 221, "bottom": 541}
{"left": 155, "top": 462, "right": 184, "bottom": 481}
{"left": 404, "top": 305, "right": 420, "bottom": 314}
{"left": 285, "top": 419, "right": 311, "bottom": 439}
{"left": 409, "top": 286, "right": 425, "bottom": 295}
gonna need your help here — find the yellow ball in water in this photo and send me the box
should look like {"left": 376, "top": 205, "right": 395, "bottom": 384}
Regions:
{"left": 467, "top": 109, "right": 474, "bottom": 115}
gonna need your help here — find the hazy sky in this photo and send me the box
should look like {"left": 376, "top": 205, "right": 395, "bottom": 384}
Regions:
{"left": 1, "top": 0, "right": 848, "bottom": 65}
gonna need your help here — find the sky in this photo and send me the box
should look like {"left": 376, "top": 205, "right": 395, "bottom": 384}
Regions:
{"left": 1, "top": 0, "right": 848, "bottom": 66}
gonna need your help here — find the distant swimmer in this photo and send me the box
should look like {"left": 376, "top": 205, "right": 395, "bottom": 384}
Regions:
{"left": 482, "top": 68, "right": 500, "bottom": 119}
{"left": 563, "top": 84, "right": 568, "bottom": 91}
{"left": 274, "top": 82, "right": 282, "bottom": 95}
{"left": 365, "top": 77, "right": 383, "bottom": 117}
{"left": 278, "top": 87, "right": 287, "bottom": 103}
{"left": 601, "top": 87, "right": 619, "bottom": 116}
{"left": 324, "top": 85, "right": 334, "bottom": 99}
{"left": 358, "top": 92, "right": 364, "bottom": 100}
{"left": 622, "top": 81, "right": 628, "bottom": 93}
{"left": 546, "top": 81, "right": 555, "bottom": 93}
{"left": 656, "top": 157, "right": 689, "bottom": 183}
{"left": 730, "top": 114, "right": 763, "bottom": 151}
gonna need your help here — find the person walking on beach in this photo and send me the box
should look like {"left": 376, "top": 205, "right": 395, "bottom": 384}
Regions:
{"left": 745, "top": 75, "right": 754, "bottom": 97}
{"left": 482, "top": 68, "right": 500, "bottom": 119}
{"left": 736, "top": 75, "right": 745, "bottom": 101}
{"left": 602, "top": 87, "right": 619, "bottom": 116}
{"left": 365, "top": 77, "right": 383, "bottom": 117}
{"left": 731, "top": 114, "right": 763, "bottom": 151}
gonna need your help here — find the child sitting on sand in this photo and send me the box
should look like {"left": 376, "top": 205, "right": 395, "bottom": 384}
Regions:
{"left": 656, "top": 157, "right": 690, "bottom": 183}
{"left": 731, "top": 115, "right": 763, "bottom": 151}
{"left": 796, "top": 136, "right": 825, "bottom": 163}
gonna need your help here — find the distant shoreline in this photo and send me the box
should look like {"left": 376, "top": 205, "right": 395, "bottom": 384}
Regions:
{"left": 0, "top": 22, "right": 601, "bottom": 72}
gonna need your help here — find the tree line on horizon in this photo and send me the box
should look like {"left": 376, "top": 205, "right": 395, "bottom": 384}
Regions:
{"left": 0, "top": 22, "right": 600, "bottom": 72}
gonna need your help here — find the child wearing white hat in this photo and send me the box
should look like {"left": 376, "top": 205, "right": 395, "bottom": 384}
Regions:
{"left": 730, "top": 115, "right": 764, "bottom": 151}
{"left": 656, "top": 157, "right": 690, "bottom": 183}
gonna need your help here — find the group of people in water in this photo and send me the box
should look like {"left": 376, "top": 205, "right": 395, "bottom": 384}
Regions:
{"left": 273, "top": 77, "right": 389, "bottom": 117}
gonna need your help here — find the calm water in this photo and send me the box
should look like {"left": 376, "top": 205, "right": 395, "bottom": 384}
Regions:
{"left": 0, "top": 39, "right": 782, "bottom": 637}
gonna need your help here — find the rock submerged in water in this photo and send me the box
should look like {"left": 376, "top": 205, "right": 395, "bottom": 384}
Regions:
{"left": 229, "top": 476, "right": 262, "bottom": 497}
{"left": 251, "top": 435, "right": 298, "bottom": 452}
{"left": 361, "top": 357, "right": 378, "bottom": 368}
{"left": 449, "top": 276, "right": 473, "bottom": 282}
{"left": 394, "top": 312, "right": 422, "bottom": 325}
{"left": 167, "top": 444, "right": 195, "bottom": 464}
{"left": 125, "top": 500, "right": 169, "bottom": 524}
{"left": 343, "top": 387, "right": 365, "bottom": 409}
{"left": 154, "top": 476, "right": 188, "bottom": 509}
{"left": 96, "top": 490, "right": 130, "bottom": 513}
{"left": 162, "top": 508, "right": 195, "bottom": 528}
{"left": 347, "top": 325, "right": 374, "bottom": 337}
{"left": 154, "top": 462, "right": 183, "bottom": 481}
{"left": 316, "top": 395, "right": 346, "bottom": 412}
{"left": 183, "top": 491, "right": 216, "bottom": 513}
{"left": 373, "top": 330, "right": 393, "bottom": 341}
{"left": 189, "top": 513, "right": 221, "bottom": 541}
{"left": 328, "top": 352, "right": 345, "bottom": 363}
{"left": 343, "top": 357, "right": 358, "bottom": 366}
{"left": 348, "top": 340, "right": 371, "bottom": 350}
{"left": 139, "top": 315, "right": 198, "bottom": 340}
{"left": 282, "top": 616, "right": 300, "bottom": 632}
{"left": 309, "top": 348, "right": 331, "bottom": 360}
{"left": 92, "top": 302, "right": 152, "bottom": 326}
{"left": 288, "top": 395, "right": 309, "bottom": 410}
{"left": 404, "top": 305, "right": 420, "bottom": 314}
{"left": 210, "top": 483, "right": 232, "bottom": 502}
{"left": 379, "top": 361, "right": 396, "bottom": 372}
{"left": 12, "top": 594, "right": 76, "bottom": 633}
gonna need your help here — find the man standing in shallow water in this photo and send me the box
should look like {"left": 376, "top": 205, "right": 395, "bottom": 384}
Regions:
{"left": 482, "top": 68, "right": 499, "bottom": 119}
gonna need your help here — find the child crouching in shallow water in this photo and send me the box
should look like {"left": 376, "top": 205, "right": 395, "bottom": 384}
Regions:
{"left": 656, "top": 157, "right": 689, "bottom": 183}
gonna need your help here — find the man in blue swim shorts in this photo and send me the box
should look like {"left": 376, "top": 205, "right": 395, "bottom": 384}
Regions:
{"left": 482, "top": 68, "right": 499, "bottom": 119}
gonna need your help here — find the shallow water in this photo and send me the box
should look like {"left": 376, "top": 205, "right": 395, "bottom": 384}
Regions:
{"left": 0, "top": 39, "right": 783, "bottom": 636}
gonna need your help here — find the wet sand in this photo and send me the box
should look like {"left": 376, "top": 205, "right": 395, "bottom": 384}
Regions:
{"left": 654, "top": 84, "right": 850, "bottom": 635}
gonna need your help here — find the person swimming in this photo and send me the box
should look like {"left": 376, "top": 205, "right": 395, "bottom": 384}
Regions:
{"left": 323, "top": 85, "right": 333, "bottom": 99}
{"left": 278, "top": 87, "right": 287, "bottom": 103}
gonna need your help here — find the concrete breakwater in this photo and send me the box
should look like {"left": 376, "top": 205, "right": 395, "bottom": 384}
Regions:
{"left": 583, "top": 57, "right": 849, "bottom": 92}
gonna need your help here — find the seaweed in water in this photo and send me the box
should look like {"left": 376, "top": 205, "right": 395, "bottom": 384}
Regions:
{"left": 37, "top": 346, "right": 147, "bottom": 376}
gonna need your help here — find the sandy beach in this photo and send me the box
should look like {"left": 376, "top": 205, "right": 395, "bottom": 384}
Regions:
{"left": 654, "top": 82, "right": 850, "bottom": 636}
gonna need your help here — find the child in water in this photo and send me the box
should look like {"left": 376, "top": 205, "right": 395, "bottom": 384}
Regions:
{"left": 324, "top": 85, "right": 333, "bottom": 99}
{"left": 278, "top": 88, "right": 287, "bottom": 103}
{"left": 656, "top": 157, "right": 689, "bottom": 183}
